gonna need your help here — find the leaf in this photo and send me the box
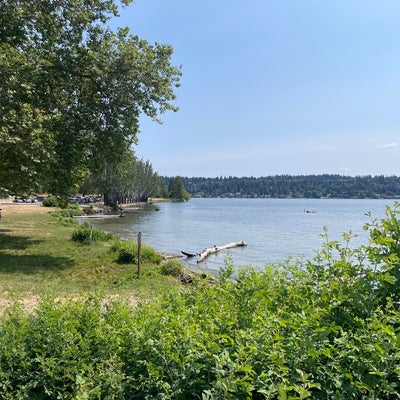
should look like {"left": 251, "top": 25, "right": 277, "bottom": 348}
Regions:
{"left": 278, "top": 385, "right": 287, "bottom": 400}
{"left": 381, "top": 273, "right": 397, "bottom": 285}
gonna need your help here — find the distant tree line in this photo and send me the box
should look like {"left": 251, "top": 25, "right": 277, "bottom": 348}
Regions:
{"left": 174, "top": 175, "right": 400, "bottom": 199}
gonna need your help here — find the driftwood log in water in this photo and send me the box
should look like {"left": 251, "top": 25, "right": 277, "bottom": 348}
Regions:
{"left": 197, "top": 241, "right": 247, "bottom": 263}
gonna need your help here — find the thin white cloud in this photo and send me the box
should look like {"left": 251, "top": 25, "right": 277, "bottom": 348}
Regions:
{"left": 378, "top": 142, "right": 399, "bottom": 149}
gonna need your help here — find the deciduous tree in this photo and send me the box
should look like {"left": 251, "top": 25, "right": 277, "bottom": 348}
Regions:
{"left": 86, "top": 150, "right": 167, "bottom": 207}
{"left": 168, "top": 176, "right": 190, "bottom": 202}
{"left": 0, "top": 0, "right": 181, "bottom": 194}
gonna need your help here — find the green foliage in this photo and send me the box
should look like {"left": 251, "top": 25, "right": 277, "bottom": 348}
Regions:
{"left": 0, "top": 295, "right": 136, "bottom": 399}
{"left": 48, "top": 202, "right": 85, "bottom": 227}
{"left": 43, "top": 196, "right": 79, "bottom": 210}
{"left": 112, "top": 238, "right": 163, "bottom": 265}
{"left": 160, "top": 259, "right": 184, "bottom": 277}
{"left": 168, "top": 175, "right": 190, "bottom": 201}
{"left": 1, "top": 206, "right": 400, "bottom": 398}
{"left": 50, "top": 208, "right": 84, "bottom": 218}
{"left": 42, "top": 196, "right": 60, "bottom": 207}
{"left": 140, "top": 244, "right": 163, "bottom": 265}
{"left": 0, "top": 0, "right": 181, "bottom": 194}
{"left": 72, "top": 222, "right": 115, "bottom": 244}
{"left": 364, "top": 203, "right": 400, "bottom": 304}
{"left": 116, "top": 241, "right": 137, "bottom": 264}
{"left": 90, "top": 150, "right": 168, "bottom": 206}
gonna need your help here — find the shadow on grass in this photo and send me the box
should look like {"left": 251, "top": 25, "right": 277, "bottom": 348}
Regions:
{"left": 0, "top": 231, "right": 43, "bottom": 250}
{"left": 0, "top": 253, "right": 74, "bottom": 273}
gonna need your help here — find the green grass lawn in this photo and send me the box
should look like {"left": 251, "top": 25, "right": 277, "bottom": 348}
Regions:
{"left": 0, "top": 208, "right": 179, "bottom": 300}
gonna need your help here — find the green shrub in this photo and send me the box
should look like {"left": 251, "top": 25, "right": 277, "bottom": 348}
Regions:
{"left": 140, "top": 244, "right": 163, "bottom": 264}
{"left": 44, "top": 196, "right": 82, "bottom": 211}
{"left": 0, "top": 296, "right": 135, "bottom": 399}
{"left": 42, "top": 196, "right": 59, "bottom": 207}
{"left": 56, "top": 217, "right": 80, "bottom": 227}
{"left": 50, "top": 207, "right": 84, "bottom": 218}
{"left": 117, "top": 245, "right": 137, "bottom": 264}
{"left": 112, "top": 239, "right": 162, "bottom": 265}
{"left": 112, "top": 239, "right": 135, "bottom": 264}
{"left": 72, "top": 223, "right": 114, "bottom": 244}
{"left": 160, "top": 259, "right": 184, "bottom": 277}
{"left": 57, "top": 197, "right": 69, "bottom": 209}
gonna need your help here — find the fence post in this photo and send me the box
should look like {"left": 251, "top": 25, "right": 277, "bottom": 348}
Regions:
{"left": 137, "top": 231, "right": 142, "bottom": 278}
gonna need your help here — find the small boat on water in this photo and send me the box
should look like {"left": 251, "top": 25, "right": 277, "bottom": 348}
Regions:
{"left": 304, "top": 209, "right": 317, "bottom": 214}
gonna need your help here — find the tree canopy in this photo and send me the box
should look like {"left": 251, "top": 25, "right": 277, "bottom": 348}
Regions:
{"left": 168, "top": 176, "right": 190, "bottom": 202}
{"left": 82, "top": 150, "right": 168, "bottom": 207}
{"left": 0, "top": 0, "right": 181, "bottom": 194}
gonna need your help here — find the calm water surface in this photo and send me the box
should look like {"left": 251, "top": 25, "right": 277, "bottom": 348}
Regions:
{"left": 82, "top": 198, "right": 394, "bottom": 273}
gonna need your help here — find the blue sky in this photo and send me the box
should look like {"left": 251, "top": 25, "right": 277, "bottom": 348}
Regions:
{"left": 115, "top": 0, "right": 400, "bottom": 177}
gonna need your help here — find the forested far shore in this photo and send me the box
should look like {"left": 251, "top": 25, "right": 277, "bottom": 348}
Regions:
{"left": 168, "top": 174, "right": 400, "bottom": 199}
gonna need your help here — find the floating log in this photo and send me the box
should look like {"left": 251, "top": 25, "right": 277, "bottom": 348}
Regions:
{"left": 159, "top": 252, "right": 182, "bottom": 260}
{"left": 197, "top": 241, "right": 247, "bottom": 263}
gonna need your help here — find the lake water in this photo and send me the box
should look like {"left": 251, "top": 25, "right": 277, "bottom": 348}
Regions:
{"left": 81, "top": 198, "right": 395, "bottom": 273}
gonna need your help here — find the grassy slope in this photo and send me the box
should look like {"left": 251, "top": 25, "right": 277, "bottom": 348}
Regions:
{"left": 0, "top": 206, "right": 177, "bottom": 300}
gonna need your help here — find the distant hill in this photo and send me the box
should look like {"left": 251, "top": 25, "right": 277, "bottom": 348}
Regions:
{"left": 164, "top": 175, "right": 400, "bottom": 199}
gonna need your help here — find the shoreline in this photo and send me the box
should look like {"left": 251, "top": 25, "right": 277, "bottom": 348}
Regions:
{"left": 0, "top": 198, "right": 158, "bottom": 217}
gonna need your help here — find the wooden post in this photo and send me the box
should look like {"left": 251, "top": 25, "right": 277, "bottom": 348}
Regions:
{"left": 137, "top": 231, "right": 142, "bottom": 278}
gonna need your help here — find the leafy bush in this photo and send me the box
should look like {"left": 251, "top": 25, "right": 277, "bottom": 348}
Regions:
{"left": 50, "top": 203, "right": 84, "bottom": 226}
{"left": 43, "top": 196, "right": 70, "bottom": 208}
{"left": 160, "top": 259, "right": 184, "bottom": 277}
{"left": 111, "top": 239, "right": 136, "bottom": 264}
{"left": 0, "top": 296, "right": 135, "bottom": 399}
{"left": 117, "top": 246, "right": 137, "bottom": 264}
{"left": 42, "top": 196, "right": 59, "bottom": 207}
{"left": 56, "top": 217, "right": 80, "bottom": 227}
{"left": 112, "top": 239, "right": 162, "bottom": 265}
{"left": 140, "top": 244, "right": 163, "bottom": 264}
{"left": 50, "top": 207, "right": 84, "bottom": 218}
{"left": 72, "top": 223, "right": 115, "bottom": 244}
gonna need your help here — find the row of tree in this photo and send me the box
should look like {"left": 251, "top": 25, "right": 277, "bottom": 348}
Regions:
{"left": 179, "top": 175, "right": 400, "bottom": 199}
{"left": 80, "top": 152, "right": 166, "bottom": 207}
{"left": 80, "top": 153, "right": 189, "bottom": 207}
